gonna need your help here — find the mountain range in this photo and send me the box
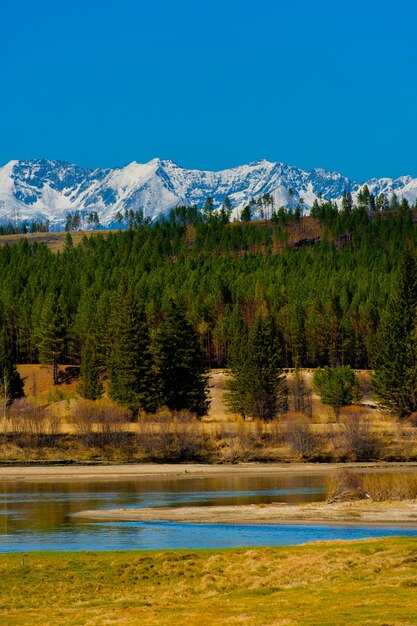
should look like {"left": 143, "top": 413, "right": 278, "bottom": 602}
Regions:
{"left": 0, "top": 158, "right": 416, "bottom": 229}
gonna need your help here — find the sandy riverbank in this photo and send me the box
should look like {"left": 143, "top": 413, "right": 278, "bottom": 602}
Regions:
{"left": 74, "top": 499, "right": 417, "bottom": 527}
{"left": 2, "top": 462, "right": 417, "bottom": 483}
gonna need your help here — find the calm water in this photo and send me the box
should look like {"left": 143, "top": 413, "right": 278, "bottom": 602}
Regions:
{"left": 1, "top": 473, "right": 417, "bottom": 552}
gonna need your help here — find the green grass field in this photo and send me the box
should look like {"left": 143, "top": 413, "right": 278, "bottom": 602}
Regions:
{"left": 2, "top": 538, "right": 417, "bottom": 625}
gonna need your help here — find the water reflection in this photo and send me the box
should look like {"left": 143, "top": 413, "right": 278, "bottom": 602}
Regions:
{"left": 1, "top": 473, "right": 416, "bottom": 552}
{"left": 1, "top": 474, "right": 326, "bottom": 546}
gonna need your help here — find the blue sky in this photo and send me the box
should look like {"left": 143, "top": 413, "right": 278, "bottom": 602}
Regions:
{"left": 2, "top": 0, "right": 416, "bottom": 180}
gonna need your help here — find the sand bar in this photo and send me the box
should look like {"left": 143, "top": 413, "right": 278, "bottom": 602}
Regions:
{"left": 74, "top": 500, "right": 417, "bottom": 528}
{"left": 1, "top": 462, "right": 417, "bottom": 483}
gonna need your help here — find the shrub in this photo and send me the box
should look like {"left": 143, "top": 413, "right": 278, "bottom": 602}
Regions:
{"left": 341, "top": 410, "right": 380, "bottom": 461}
{"left": 362, "top": 473, "right": 417, "bottom": 501}
{"left": 327, "top": 469, "right": 417, "bottom": 502}
{"left": 71, "top": 401, "right": 129, "bottom": 447}
{"left": 282, "top": 415, "right": 315, "bottom": 458}
{"left": 9, "top": 398, "right": 60, "bottom": 447}
{"left": 327, "top": 469, "right": 366, "bottom": 502}
{"left": 47, "top": 388, "right": 67, "bottom": 403}
{"left": 215, "top": 421, "right": 265, "bottom": 462}
{"left": 137, "top": 412, "right": 208, "bottom": 461}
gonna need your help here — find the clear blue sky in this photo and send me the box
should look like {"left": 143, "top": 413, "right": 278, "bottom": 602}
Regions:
{"left": 2, "top": 0, "right": 416, "bottom": 180}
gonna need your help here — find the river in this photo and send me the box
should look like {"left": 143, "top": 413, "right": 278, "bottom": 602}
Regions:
{"left": 2, "top": 471, "right": 417, "bottom": 552}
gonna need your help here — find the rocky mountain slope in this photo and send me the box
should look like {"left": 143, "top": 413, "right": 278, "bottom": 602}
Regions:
{"left": 0, "top": 157, "right": 416, "bottom": 228}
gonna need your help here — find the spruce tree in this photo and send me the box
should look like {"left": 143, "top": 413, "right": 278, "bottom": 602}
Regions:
{"left": 313, "top": 365, "right": 361, "bottom": 419}
{"left": 226, "top": 309, "right": 286, "bottom": 420}
{"left": 36, "top": 291, "right": 65, "bottom": 385}
{"left": 77, "top": 340, "right": 103, "bottom": 400}
{"left": 0, "top": 329, "right": 24, "bottom": 436}
{"left": 372, "top": 249, "right": 417, "bottom": 417}
{"left": 108, "top": 288, "right": 160, "bottom": 414}
{"left": 0, "top": 329, "right": 24, "bottom": 400}
{"left": 63, "top": 232, "right": 73, "bottom": 253}
{"left": 154, "top": 301, "right": 209, "bottom": 417}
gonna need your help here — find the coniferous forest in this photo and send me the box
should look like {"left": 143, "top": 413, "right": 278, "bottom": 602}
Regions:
{"left": 0, "top": 193, "right": 417, "bottom": 425}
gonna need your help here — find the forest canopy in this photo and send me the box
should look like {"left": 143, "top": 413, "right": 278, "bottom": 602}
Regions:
{"left": 0, "top": 197, "right": 416, "bottom": 402}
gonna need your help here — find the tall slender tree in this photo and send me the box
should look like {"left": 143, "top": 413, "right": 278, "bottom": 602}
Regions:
{"left": 77, "top": 339, "right": 103, "bottom": 401}
{"left": 372, "top": 249, "right": 417, "bottom": 417}
{"left": 226, "top": 307, "right": 287, "bottom": 420}
{"left": 154, "top": 301, "right": 209, "bottom": 417}
{"left": 0, "top": 329, "right": 24, "bottom": 435}
{"left": 36, "top": 291, "right": 65, "bottom": 385}
{"left": 108, "top": 288, "right": 160, "bottom": 414}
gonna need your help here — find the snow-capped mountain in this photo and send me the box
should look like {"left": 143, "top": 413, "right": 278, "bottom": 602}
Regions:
{"left": 0, "top": 157, "right": 416, "bottom": 228}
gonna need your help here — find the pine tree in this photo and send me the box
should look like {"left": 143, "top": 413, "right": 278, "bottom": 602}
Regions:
{"left": 220, "top": 196, "right": 232, "bottom": 223}
{"left": 77, "top": 340, "right": 103, "bottom": 400}
{"left": 341, "top": 191, "right": 353, "bottom": 215}
{"left": 0, "top": 329, "right": 24, "bottom": 435}
{"left": 36, "top": 292, "right": 65, "bottom": 385}
{"left": 240, "top": 205, "right": 252, "bottom": 222}
{"left": 372, "top": 249, "right": 417, "bottom": 417}
{"left": 203, "top": 197, "right": 214, "bottom": 213}
{"left": 226, "top": 308, "right": 287, "bottom": 420}
{"left": 154, "top": 301, "right": 209, "bottom": 417}
{"left": 390, "top": 192, "right": 400, "bottom": 211}
{"left": 108, "top": 288, "right": 160, "bottom": 414}
{"left": 313, "top": 365, "right": 361, "bottom": 419}
{"left": 0, "top": 330, "right": 24, "bottom": 400}
{"left": 63, "top": 232, "right": 73, "bottom": 253}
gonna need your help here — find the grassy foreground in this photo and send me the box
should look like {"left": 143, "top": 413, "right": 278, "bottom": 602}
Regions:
{"left": 2, "top": 539, "right": 417, "bottom": 625}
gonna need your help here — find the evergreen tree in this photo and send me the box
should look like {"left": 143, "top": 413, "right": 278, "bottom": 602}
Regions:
{"left": 77, "top": 340, "right": 103, "bottom": 400}
{"left": 220, "top": 196, "right": 232, "bottom": 223}
{"left": 203, "top": 197, "right": 214, "bottom": 215}
{"left": 154, "top": 301, "right": 209, "bottom": 417}
{"left": 36, "top": 292, "right": 65, "bottom": 385}
{"left": 240, "top": 205, "right": 252, "bottom": 222}
{"left": 0, "top": 329, "right": 24, "bottom": 401}
{"left": 108, "top": 288, "right": 160, "bottom": 414}
{"left": 390, "top": 192, "right": 400, "bottom": 211}
{"left": 226, "top": 308, "right": 286, "bottom": 420}
{"left": 341, "top": 191, "right": 353, "bottom": 215}
{"left": 63, "top": 232, "right": 73, "bottom": 253}
{"left": 0, "top": 329, "right": 24, "bottom": 436}
{"left": 115, "top": 211, "right": 123, "bottom": 228}
{"left": 313, "top": 365, "right": 361, "bottom": 419}
{"left": 372, "top": 249, "right": 417, "bottom": 417}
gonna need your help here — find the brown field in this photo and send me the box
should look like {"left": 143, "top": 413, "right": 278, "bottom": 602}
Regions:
{"left": 0, "top": 229, "right": 118, "bottom": 252}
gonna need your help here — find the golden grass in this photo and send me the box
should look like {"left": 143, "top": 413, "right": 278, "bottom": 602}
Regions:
{"left": 2, "top": 538, "right": 417, "bottom": 625}
{"left": 328, "top": 469, "right": 417, "bottom": 502}
{"left": 5, "top": 365, "right": 417, "bottom": 464}
{"left": 0, "top": 229, "right": 118, "bottom": 252}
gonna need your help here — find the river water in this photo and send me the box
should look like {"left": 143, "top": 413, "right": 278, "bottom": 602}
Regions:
{"left": 2, "top": 472, "right": 417, "bottom": 552}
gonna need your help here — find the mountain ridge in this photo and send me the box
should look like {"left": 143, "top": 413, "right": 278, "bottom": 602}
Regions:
{"left": 0, "top": 157, "right": 416, "bottom": 228}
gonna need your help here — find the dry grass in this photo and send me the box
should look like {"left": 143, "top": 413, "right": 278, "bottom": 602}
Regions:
{"left": 2, "top": 538, "right": 417, "bottom": 625}
{"left": 3, "top": 365, "right": 417, "bottom": 463}
{"left": 328, "top": 469, "right": 417, "bottom": 502}
{"left": 17, "top": 364, "right": 79, "bottom": 405}
{"left": 0, "top": 229, "right": 118, "bottom": 252}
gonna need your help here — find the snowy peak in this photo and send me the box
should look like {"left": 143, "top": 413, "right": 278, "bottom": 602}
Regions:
{"left": 0, "top": 158, "right": 416, "bottom": 228}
